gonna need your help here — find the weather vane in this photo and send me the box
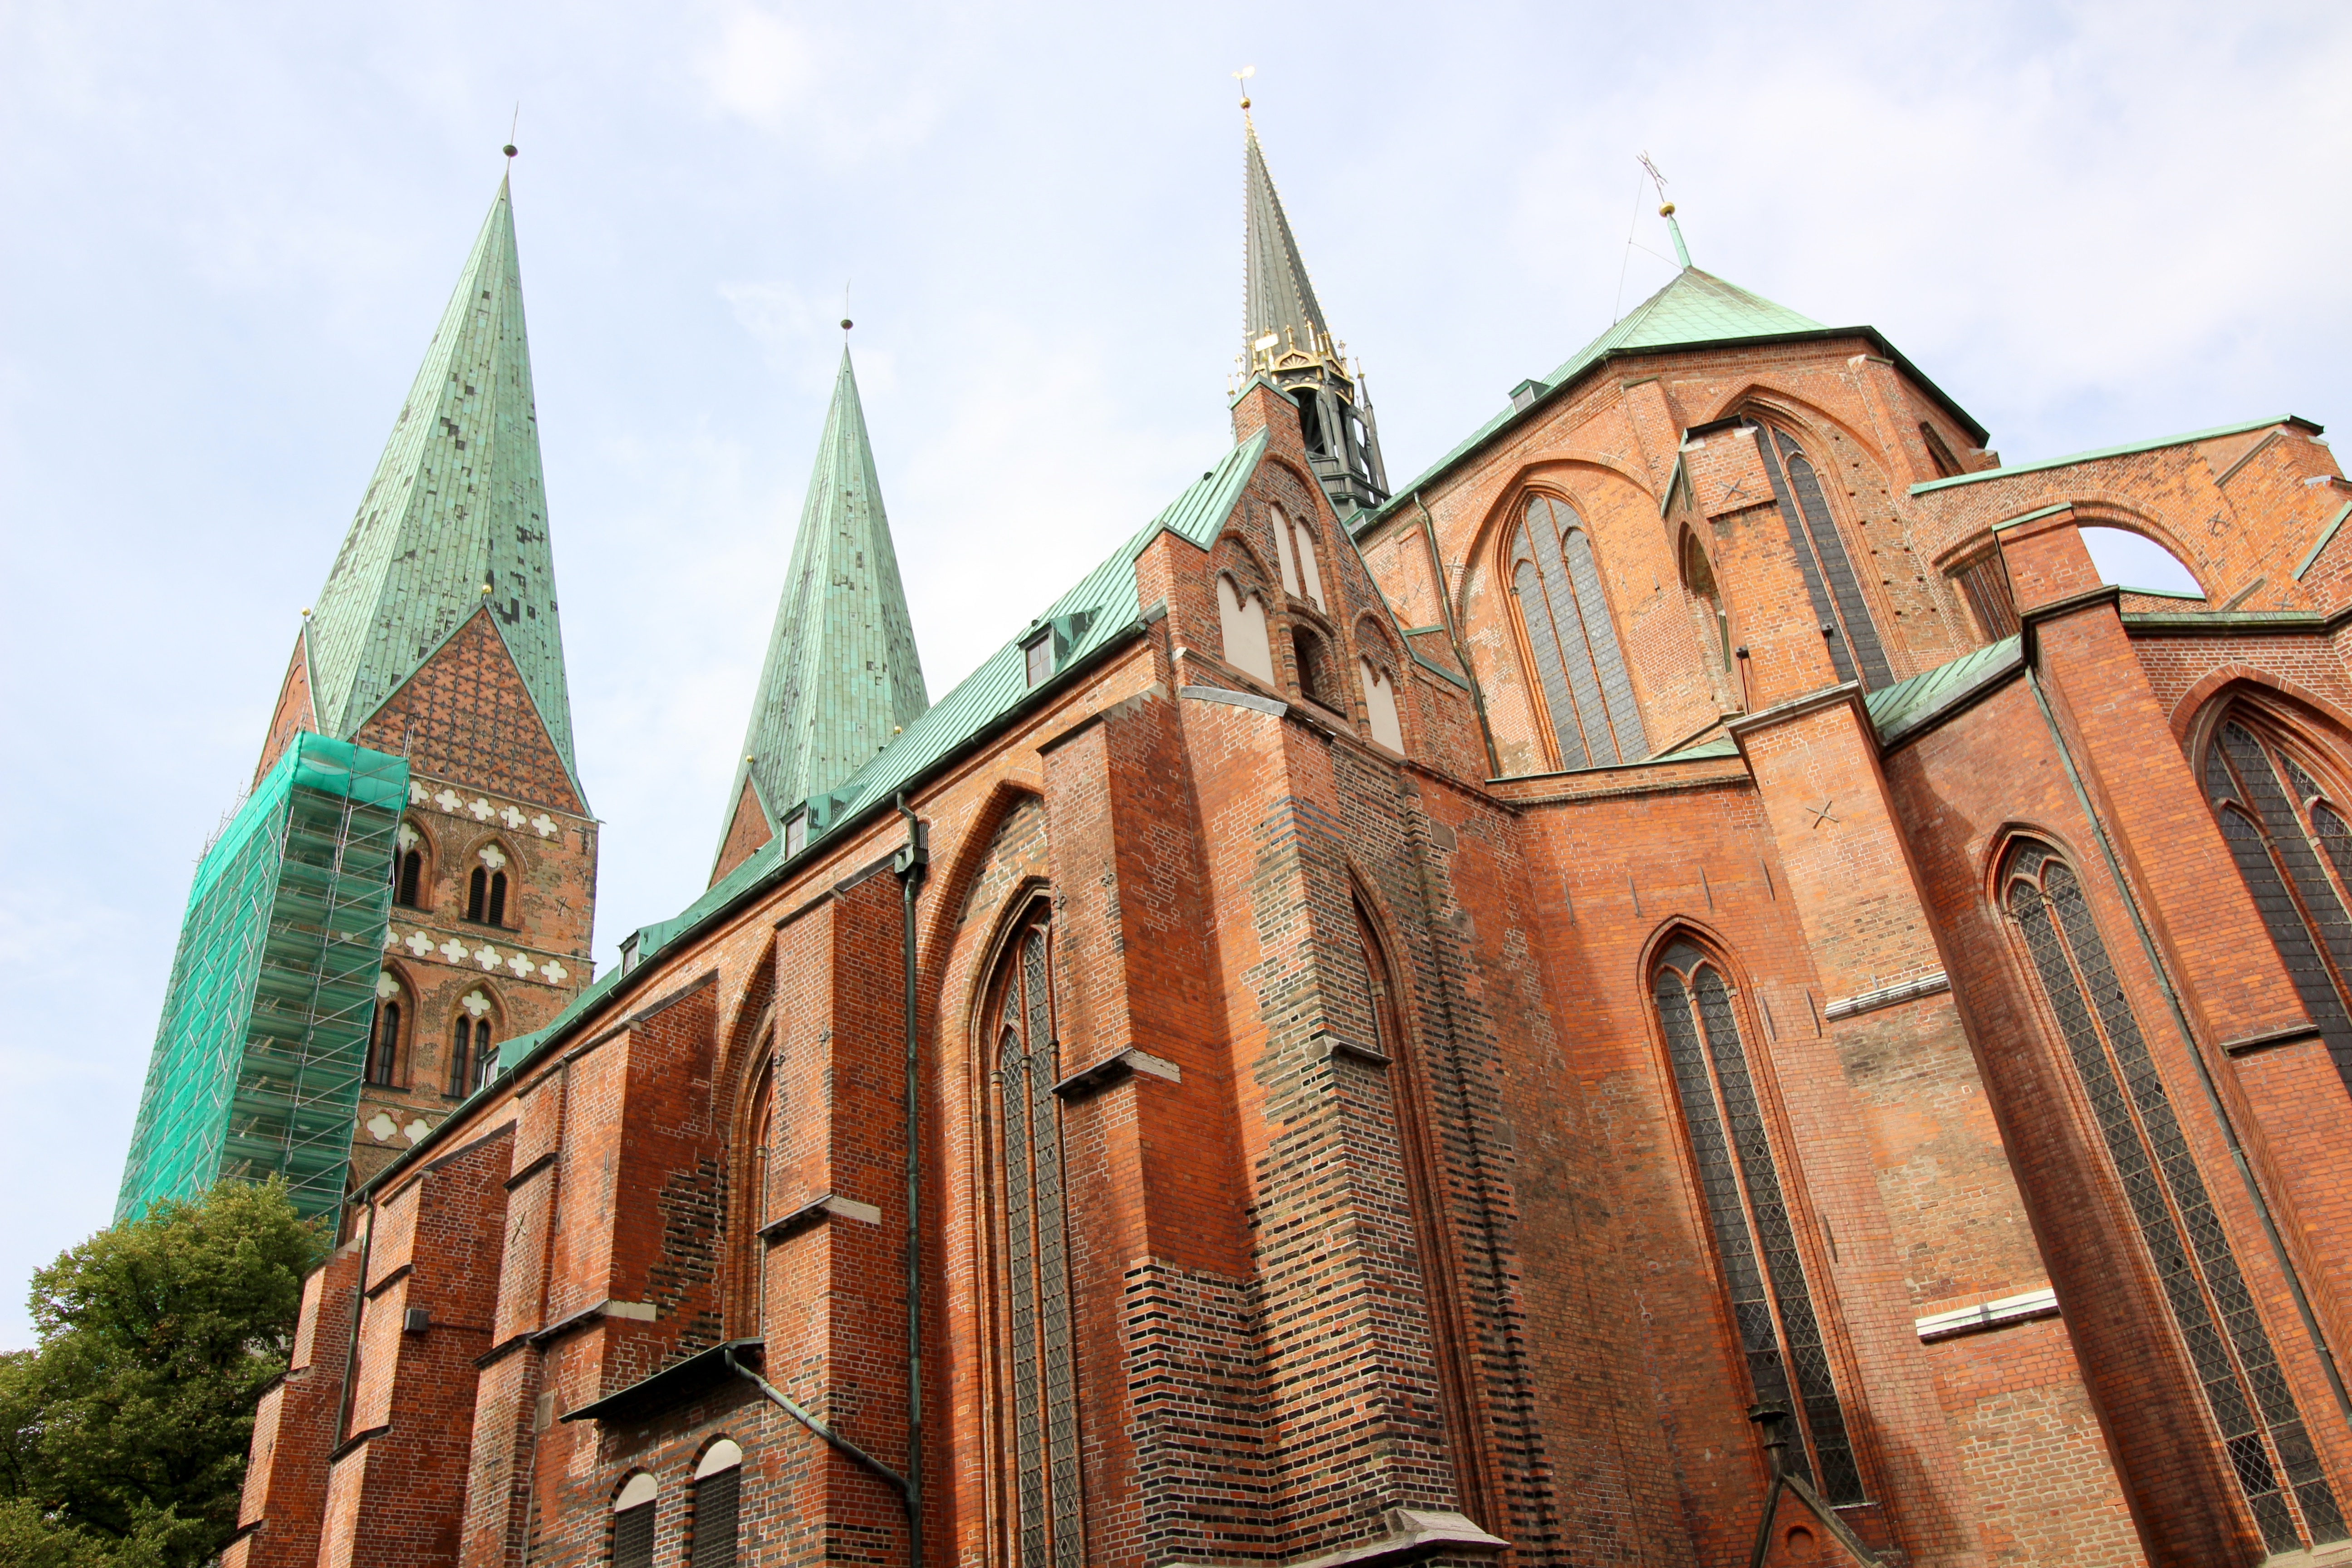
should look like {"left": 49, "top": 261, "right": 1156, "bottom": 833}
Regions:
{"left": 1232, "top": 64, "right": 1254, "bottom": 111}
{"left": 505, "top": 103, "right": 519, "bottom": 161}
{"left": 1638, "top": 151, "right": 1691, "bottom": 268}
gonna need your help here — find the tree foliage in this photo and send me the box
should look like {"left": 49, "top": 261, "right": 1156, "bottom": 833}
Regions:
{"left": 0, "top": 1180, "right": 324, "bottom": 1567}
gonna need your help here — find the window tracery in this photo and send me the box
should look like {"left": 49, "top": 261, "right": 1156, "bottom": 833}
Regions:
{"left": 2002, "top": 841, "right": 2343, "bottom": 1549}
{"left": 2201, "top": 712, "right": 2352, "bottom": 1095}
{"left": 1650, "top": 936, "right": 1861, "bottom": 1502}
{"left": 987, "top": 908, "right": 1082, "bottom": 1568}
{"left": 1744, "top": 418, "right": 1891, "bottom": 689}
{"left": 1509, "top": 493, "right": 1648, "bottom": 767}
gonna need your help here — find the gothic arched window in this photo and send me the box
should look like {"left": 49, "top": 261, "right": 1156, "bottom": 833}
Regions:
{"left": 367, "top": 998, "right": 403, "bottom": 1088}
{"left": 1269, "top": 504, "right": 1325, "bottom": 611}
{"left": 1650, "top": 937, "right": 1861, "bottom": 1503}
{"left": 466, "top": 843, "right": 514, "bottom": 926}
{"left": 1511, "top": 494, "right": 1648, "bottom": 769}
{"left": 2003, "top": 842, "right": 2344, "bottom": 1551}
{"left": 988, "top": 910, "right": 1082, "bottom": 1567}
{"left": 1292, "top": 627, "right": 1335, "bottom": 711}
{"left": 2202, "top": 715, "right": 2352, "bottom": 1097}
{"left": 1216, "top": 573, "right": 1276, "bottom": 686}
{"left": 1745, "top": 420, "right": 1891, "bottom": 690}
{"left": 449, "top": 991, "right": 497, "bottom": 1097}
{"left": 395, "top": 850, "right": 424, "bottom": 908}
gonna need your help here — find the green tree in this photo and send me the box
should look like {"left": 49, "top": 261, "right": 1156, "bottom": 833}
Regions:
{"left": 0, "top": 1179, "right": 324, "bottom": 1567}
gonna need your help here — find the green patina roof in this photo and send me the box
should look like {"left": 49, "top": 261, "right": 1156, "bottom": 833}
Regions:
{"left": 1360, "top": 269, "right": 1824, "bottom": 533}
{"left": 305, "top": 177, "right": 578, "bottom": 786}
{"left": 1242, "top": 119, "right": 1329, "bottom": 355}
{"left": 722, "top": 348, "right": 928, "bottom": 848}
{"left": 1864, "top": 635, "right": 2024, "bottom": 747}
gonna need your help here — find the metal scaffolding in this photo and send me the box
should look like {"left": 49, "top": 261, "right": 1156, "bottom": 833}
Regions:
{"left": 117, "top": 733, "right": 409, "bottom": 1222}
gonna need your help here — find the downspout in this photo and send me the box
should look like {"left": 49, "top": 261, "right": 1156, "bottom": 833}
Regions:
{"left": 2026, "top": 662, "right": 2352, "bottom": 1422}
{"left": 724, "top": 1346, "right": 913, "bottom": 1501}
{"left": 1411, "top": 490, "right": 1501, "bottom": 778}
{"left": 892, "top": 792, "right": 931, "bottom": 1563}
{"left": 333, "top": 1193, "right": 378, "bottom": 1446}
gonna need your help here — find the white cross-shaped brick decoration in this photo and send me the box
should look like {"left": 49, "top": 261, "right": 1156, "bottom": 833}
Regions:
{"left": 507, "top": 953, "right": 537, "bottom": 978}
{"left": 541, "top": 960, "right": 568, "bottom": 985}
{"left": 434, "top": 787, "right": 462, "bottom": 813}
{"left": 469, "top": 797, "right": 494, "bottom": 821}
{"left": 501, "top": 804, "right": 527, "bottom": 829}
{"left": 478, "top": 843, "right": 508, "bottom": 870}
{"left": 530, "top": 813, "right": 558, "bottom": 838}
{"left": 440, "top": 937, "right": 469, "bottom": 963}
{"left": 462, "top": 990, "right": 492, "bottom": 1018}
{"left": 475, "top": 945, "right": 500, "bottom": 970}
{"left": 407, "top": 930, "right": 436, "bottom": 957}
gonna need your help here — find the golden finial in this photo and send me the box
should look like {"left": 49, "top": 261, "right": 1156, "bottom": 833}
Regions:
{"left": 1232, "top": 64, "right": 1254, "bottom": 113}
{"left": 1638, "top": 152, "right": 1691, "bottom": 269}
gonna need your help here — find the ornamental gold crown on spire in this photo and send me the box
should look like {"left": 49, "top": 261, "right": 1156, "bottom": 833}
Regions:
{"left": 1235, "top": 79, "right": 1389, "bottom": 515}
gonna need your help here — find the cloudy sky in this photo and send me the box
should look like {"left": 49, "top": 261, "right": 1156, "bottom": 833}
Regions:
{"left": 3, "top": 0, "right": 2347, "bottom": 1345}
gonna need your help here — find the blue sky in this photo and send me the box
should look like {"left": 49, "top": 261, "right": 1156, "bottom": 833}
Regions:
{"left": 3, "top": 0, "right": 2346, "bottom": 1346}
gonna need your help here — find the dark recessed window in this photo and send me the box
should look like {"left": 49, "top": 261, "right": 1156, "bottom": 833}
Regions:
{"left": 1949, "top": 548, "right": 2019, "bottom": 640}
{"left": 394, "top": 849, "right": 423, "bottom": 908}
{"left": 466, "top": 867, "right": 488, "bottom": 922}
{"left": 368, "top": 1000, "right": 402, "bottom": 1088}
{"left": 1511, "top": 494, "right": 1648, "bottom": 767}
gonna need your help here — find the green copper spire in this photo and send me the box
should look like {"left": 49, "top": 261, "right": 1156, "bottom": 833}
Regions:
{"left": 303, "top": 175, "right": 578, "bottom": 778}
{"left": 723, "top": 347, "right": 927, "bottom": 850}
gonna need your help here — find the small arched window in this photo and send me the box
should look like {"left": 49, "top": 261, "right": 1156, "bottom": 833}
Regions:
{"left": 1359, "top": 657, "right": 1403, "bottom": 752}
{"left": 1746, "top": 420, "right": 1891, "bottom": 690}
{"left": 1269, "top": 505, "right": 1326, "bottom": 610}
{"left": 989, "top": 910, "right": 1083, "bottom": 1566}
{"left": 2003, "top": 842, "right": 2344, "bottom": 1549}
{"left": 368, "top": 997, "right": 403, "bottom": 1088}
{"left": 611, "top": 1472, "right": 657, "bottom": 1568}
{"left": 1291, "top": 627, "right": 1334, "bottom": 710}
{"left": 2201, "top": 715, "right": 2352, "bottom": 1096}
{"left": 392, "top": 821, "right": 427, "bottom": 909}
{"left": 1650, "top": 937, "right": 1861, "bottom": 1502}
{"left": 690, "top": 1439, "right": 743, "bottom": 1568}
{"left": 466, "top": 843, "right": 512, "bottom": 926}
{"left": 450, "top": 990, "right": 496, "bottom": 1097}
{"left": 1216, "top": 574, "right": 1276, "bottom": 686}
{"left": 1511, "top": 494, "right": 1649, "bottom": 768}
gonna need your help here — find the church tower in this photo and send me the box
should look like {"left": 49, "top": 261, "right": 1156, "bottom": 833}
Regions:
{"left": 118, "top": 171, "right": 597, "bottom": 1217}
{"left": 1239, "top": 107, "right": 1389, "bottom": 516}
{"left": 712, "top": 343, "right": 927, "bottom": 882}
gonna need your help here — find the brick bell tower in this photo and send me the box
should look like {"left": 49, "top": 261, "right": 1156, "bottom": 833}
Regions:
{"left": 253, "top": 167, "right": 597, "bottom": 1194}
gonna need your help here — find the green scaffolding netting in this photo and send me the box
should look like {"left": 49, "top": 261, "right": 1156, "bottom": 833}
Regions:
{"left": 117, "top": 734, "right": 409, "bottom": 1223}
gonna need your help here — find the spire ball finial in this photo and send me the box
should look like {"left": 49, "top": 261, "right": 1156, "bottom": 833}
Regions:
{"left": 841, "top": 318, "right": 853, "bottom": 331}
{"left": 1658, "top": 201, "right": 1675, "bottom": 216}
{"left": 1232, "top": 63, "right": 1254, "bottom": 110}
{"left": 503, "top": 143, "right": 517, "bottom": 159}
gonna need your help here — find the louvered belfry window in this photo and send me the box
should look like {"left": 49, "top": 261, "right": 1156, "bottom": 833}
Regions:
{"left": 2004, "top": 843, "right": 2346, "bottom": 1552}
{"left": 1510, "top": 494, "right": 1649, "bottom": 769}
{"left": 991, "top": 913, "right": 1082, "bottom": 1567}
{"left": 2203, "top": 716, "right": 2352, "bottom": 1096}
{"left": 1651, "top": 939, "right": 1863, "bottom": 1504}
{"left": 1747, "top": 420, "right": 1892, "bottom": 690}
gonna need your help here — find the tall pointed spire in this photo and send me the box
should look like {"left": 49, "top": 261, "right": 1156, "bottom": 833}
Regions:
{"left": 301, "top": 174, "right": 578, "bottom": 781}
{"left": 717, "top": 346, "right": 927, "bottom": 876}
{"left": 1237, "top": 109, "right": 1388, "bottom": 516}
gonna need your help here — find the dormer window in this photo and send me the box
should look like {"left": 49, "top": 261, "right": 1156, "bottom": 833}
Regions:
{"left": 784, "top": 811, "right": 808, "bottom": 858}
{"left": 1024, "top": 629, "right": 1054, "bottom": 688}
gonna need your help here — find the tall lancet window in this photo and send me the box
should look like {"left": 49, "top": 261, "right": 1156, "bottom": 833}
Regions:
{"left": 1746, "top": 419, "right": 1892, "bottom": 690}
{"left": 2004, "top": 843, "right": 2345, "bottom": 1551}
{"left": 1511, "top": 495, "right": 1648, "bottom": 768}
{"left": 990, "top": 911, "right": 1082, "bottom": 1567}
{"left": 1650, "top": 938, "right": 1862, "bottom": 1503}
{"left": 2202, "top": 715, "right": 2352, "bottom": 1096}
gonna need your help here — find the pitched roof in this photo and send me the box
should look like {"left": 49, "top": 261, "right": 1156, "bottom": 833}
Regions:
{"left": 304, "top": 176, "right": 579, "bottom": 786}
{"left": 1242, "top": 120, "right": 1330, "bottom": 355}
{"left": 721, "top": 348, "right": 927, "bottom": 849}
{"left": 1357, "top": 269, "right": 1826, "bottom": 531}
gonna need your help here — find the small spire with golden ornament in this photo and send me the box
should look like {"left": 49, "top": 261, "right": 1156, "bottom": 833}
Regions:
{"left": 1638, "top": 151, "right": 1691, "bottom": 269}
{"left": 1233, "top": 64, "right": 1255, "bottom": 127}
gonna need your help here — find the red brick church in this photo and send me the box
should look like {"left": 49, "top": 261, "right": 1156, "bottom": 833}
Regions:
{"left": 181, "top": 111, "right": 2352, "bottom": 1568}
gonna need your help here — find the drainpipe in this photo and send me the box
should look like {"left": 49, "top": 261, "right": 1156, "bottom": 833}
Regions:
{"left": 2027, "top": 664, "right": 2352, "bottom": 1422}
{"left": 1411, "top": 491, "right": 1501, "bottom": 778}
{"left": 892, "top": 793, "right": 931, "bottom": 1563}
{"left": 333, "top": 1193, "right": 378, "bottom": 1446}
